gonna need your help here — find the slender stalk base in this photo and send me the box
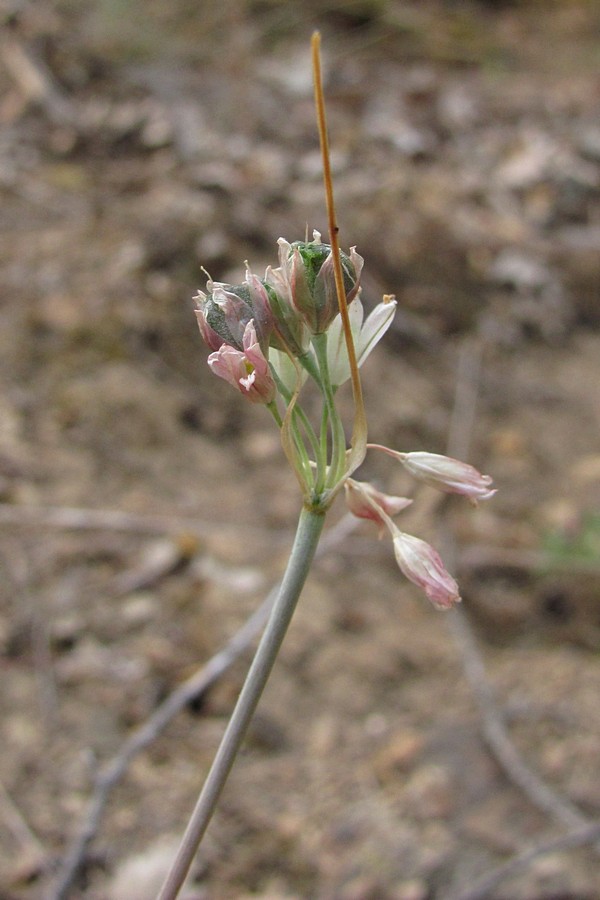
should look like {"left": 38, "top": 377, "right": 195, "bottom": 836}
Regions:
{"left": 157, "top": 506, "right": 326, "bottom": 900}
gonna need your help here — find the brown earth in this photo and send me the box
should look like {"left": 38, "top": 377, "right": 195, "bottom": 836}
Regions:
{"left": 1, "top": 2, "right": 600, "bottom": 898}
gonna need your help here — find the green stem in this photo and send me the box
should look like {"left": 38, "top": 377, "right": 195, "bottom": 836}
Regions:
{"left": 269, "top": 363, "right": 324, "bottom": 488}
{"left": 298, "top": 349, "right": 322, "bottom": 385}
{"left": 312, "top": 333, "right": 347, "bottom": 488}
{"left": 267, "top": 400, "right": 283, "bottom": 428}
{"left": 314, "top": 402, "right": 329, "bottom": 495}
{"left": 157, "top": 506, "right": 326, "bottom": 900}
{"left": 268, "top": 398, "right": 313, "bottom": 487}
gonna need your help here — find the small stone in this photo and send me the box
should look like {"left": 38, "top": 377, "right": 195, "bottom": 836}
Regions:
{"left": 390, "top": 878, "right": 429, "bottom": 900}
{"left": 373, "top": 731, "right": 425, "bottom": 784}
{"left": 120, "top": 593, "right": 159, "bottom": 627}
{"left": 402, "top": 764, "right": 455, "bottom": 820}
{"left": 107, "top": 838, "right": 202, "bottom": 900}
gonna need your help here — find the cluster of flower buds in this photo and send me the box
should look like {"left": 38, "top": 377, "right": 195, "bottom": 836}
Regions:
{"left": 195, "top": 231, "right": 375, "bottom": 404}
{"left": 266, "top": 235, "right": 363, "bottom": 336}
{"left": 194, "top": 232, "right": 495, "bottom": 610}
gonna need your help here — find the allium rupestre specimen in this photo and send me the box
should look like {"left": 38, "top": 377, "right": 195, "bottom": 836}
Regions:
{"left": 195, "top": 230, "right": 495, "bottom": 610}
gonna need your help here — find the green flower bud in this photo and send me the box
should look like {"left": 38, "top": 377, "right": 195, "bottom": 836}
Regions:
{"left": 277, "top": 231, "right": 364, "bottom": 334}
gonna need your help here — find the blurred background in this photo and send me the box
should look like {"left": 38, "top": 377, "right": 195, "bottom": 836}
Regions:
{"left": 0, "top": 1, "right": 599, "bottom": 897}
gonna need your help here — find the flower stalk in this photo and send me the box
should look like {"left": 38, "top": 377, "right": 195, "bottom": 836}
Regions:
{"left": 157, "top": 507, "right": 325, "bottom": 900}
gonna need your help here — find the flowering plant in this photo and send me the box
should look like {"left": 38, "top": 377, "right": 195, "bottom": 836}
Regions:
{"left": 159, "top": 33, "right": 495, "bottom": 899}
{"left": 195, "top": 235, "right": 495, "bottom": 608}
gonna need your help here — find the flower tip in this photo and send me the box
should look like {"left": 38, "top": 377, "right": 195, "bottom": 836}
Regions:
{"left": 468, "top": 487, "right": 497, "bottom": 507}
{"left": 429, "top": 590, "right": 462, "bottom": 611}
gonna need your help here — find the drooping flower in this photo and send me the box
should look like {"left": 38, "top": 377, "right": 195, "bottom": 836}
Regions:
{"left": 368, "top": 446, "right": 496, "bottom": 506}
{"left": 327, "top": 294, "right": 397, "bottom": 388}
{"left": 392, "top": 531, "right": 461, "bottom": 610}
{"left": 344, "top": 477, "right": 460, "bottom": 609}
{"left": 207, "top": 320, "right": 275, "bottom": 404}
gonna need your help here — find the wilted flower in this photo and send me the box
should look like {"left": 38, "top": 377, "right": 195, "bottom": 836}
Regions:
{"left": 327, "top": 295, "right": 397, "bottom": 387}
{"left": 207, "top": 320, "right": 275, "bottom": 404}
{"left": 344, "top": 478, "right": 412, "bottom": 537}
{"left": 344, "top": 477, "right": 460, "bottom": 609}
{"left": 368, "top": 446, "right": 496, "bottom": 506}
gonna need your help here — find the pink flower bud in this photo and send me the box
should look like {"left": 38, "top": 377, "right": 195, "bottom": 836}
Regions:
{"left": 194, "top": 302, "right": 225, "bottom": 352}
{"left": 368, "top": 446, "right": 496, "bottom": 506}
{"left": 264, "top": 260, "right": 308, "bottom": 358}
{"left": 195, "top": 273, "right": 273, "bottom": 353}
{"left": 207, "top": 320, "right": 275, "bottom": 404}
{"left": 392, "top": 532, "right": 461, "bottom": 610}
{"left": 400, "top": 452, "right": 496, "bottom": 504}
{"left": 344, "top": 477, "right": 460, "bottom": 609}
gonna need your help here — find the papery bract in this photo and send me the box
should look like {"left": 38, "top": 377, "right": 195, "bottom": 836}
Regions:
{"left": 327, "top": 294, "right": 397, "bottom": 387}
{"left": 208, "top": 320, "right": 275, "bottom": 404}
{"left": 269, "top": 347, "right": 307, "bottom": 396}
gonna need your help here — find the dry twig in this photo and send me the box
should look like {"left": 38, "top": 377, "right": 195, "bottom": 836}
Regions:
{"left": 441, "top": 339, "right": 595, "bottom": 893}
{"left": 1, "top": 35, "right": 75, "bottom": 124}
{"left": 449, "top": 821, "right": 600, "bottom": 900}
{"left": 0, "top": 776, "right": 46, "bottom": 858}
{"left": 447, "top": 608, "right": 589, "bottom": 830}
{"left": 446, "top": 341, "right": 589, "bottom": 829}
{"left": 0, "top": 502, "right": 233, "bottom": 537}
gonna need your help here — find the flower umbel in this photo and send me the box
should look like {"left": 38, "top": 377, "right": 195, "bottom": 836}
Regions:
{"left": 194, "top": 236, "right": 495, "bottom": 604}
